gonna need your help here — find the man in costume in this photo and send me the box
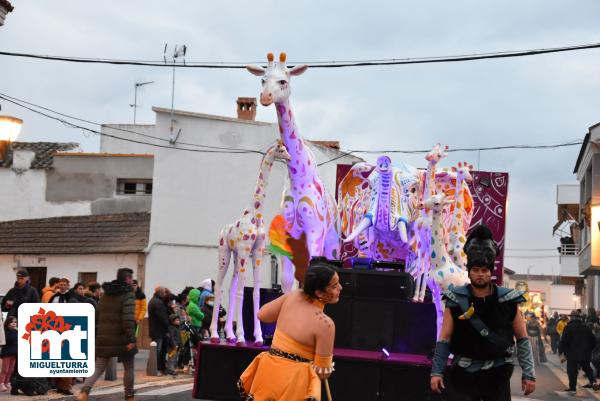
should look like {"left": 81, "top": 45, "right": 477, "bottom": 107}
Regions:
{"left": 430, "top": 225, "right": 536, "bottom": 400}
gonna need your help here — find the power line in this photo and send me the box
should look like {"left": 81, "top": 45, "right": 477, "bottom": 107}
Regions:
{"left": 0, "top": 95, "right": 265, "bottom": 155}
{"left": 1, "top": 42, "right": 600, "bottom": 69}
{"left": 0, "top": 92, "right": 586, "bottom": 163}
{"left": 0, "top": 92, "right": 265, "bottom": 154}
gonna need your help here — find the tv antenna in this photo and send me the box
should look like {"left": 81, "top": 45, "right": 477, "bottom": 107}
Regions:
{"left": 129, "top": 81, "right": 154, "bottom": 124}
{"left": 164, "top": 43, "right": 187, "bottom": 144}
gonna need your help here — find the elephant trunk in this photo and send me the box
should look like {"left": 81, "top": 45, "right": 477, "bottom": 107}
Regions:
{"left": 344, "top": 216, "right": 372, "bottom": 243}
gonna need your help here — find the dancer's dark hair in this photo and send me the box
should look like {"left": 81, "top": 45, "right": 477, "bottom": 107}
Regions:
{"left": 303, "top": 263, "right": 336, "bottom": 298}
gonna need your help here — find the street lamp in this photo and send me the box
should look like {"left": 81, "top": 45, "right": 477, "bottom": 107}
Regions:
{"left": 0, "top": 115, "right": 22, "bottom": 163}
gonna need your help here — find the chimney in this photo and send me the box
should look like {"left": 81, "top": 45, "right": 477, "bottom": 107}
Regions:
{"left": 236, "top": 97, "right": 257, "bottom": 121}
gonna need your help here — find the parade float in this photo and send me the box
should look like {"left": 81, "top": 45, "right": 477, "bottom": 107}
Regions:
{"left": 194, "top": 53, "right": 510, "bottom": 401}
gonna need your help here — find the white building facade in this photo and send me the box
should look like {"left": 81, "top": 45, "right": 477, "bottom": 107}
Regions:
{"left": 101, "top": 105, "right": 362, "bottom": 295}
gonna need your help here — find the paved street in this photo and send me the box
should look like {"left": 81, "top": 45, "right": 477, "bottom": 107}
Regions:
{"left": 3, "top": 344, "right": 600, "bottom": 400}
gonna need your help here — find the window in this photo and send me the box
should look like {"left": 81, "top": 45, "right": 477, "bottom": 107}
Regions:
{"left": 117, "top": 179, "right": 152, "bottom": 195}
{"left": 78, "top": 272, "right": 97, "bottom": 286}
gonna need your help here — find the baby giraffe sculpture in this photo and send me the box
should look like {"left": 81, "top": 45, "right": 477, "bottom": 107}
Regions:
{"left": 211, "top": 141, "right": 291, "bottom": 345}
{"left": 447, "top": 162, "right": 473, "bottom": 269}
{"left": 422, "top": 193, "right": 469, "bottom": 336}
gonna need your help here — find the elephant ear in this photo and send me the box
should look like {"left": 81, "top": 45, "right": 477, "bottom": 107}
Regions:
{"left": 338, "top": 162, "right": 374, "bottom": 237}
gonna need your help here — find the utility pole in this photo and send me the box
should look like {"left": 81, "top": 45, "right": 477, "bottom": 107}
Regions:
{"left": 130, "top": 81, "right": 154, "bottom": 124}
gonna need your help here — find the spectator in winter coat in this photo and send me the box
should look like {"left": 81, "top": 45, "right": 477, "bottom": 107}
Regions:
{"left": 0, "top": 316, "right": 17, "bottom": 392}
{"left": 132, "top": 280, "right": 147, "bottom": 337}
{"left": 1, "top": 270, "right": 40, "bottom": 318}
{"left": 186, "top": 288, "right": 204, "bottom": 333}
{"left": 559, "top": 311, "right": 598, "bottom": 394}
{"left": 591, "top": 323, "right": 600, "bottom": 380}
{"left": 148, "top": 286, "right": 170, "bottom": 374}
{"left": 197, "top": 278, "right": 214, "bottom": 309}
{"left": 547, "top": 311, "right": 560, "bottom": 354}
{"left": 166, "top": 314, "right": 182, "bottom": 375}
{"left": 557, "top": 315, "right": 569, "bottom": 337}
{"left": 40, "top": 277, "right": 60, "bottom": 303}
{"left": 201, "top": 294, "right": 226, "bottom": 338}
{"left": 68, "top": 282, "right": 96, "bottom": 306}
{"left": 49, "top": 278, "right": 71, "bottom": 303}
{"left": 588, "top": 308, "right": 600, "bottom": 326}
{"left": 85, "top": 282, "right": 102, "bottom": 306}
{"left": 75, "top": 268, "right": 137, "bottom": 401}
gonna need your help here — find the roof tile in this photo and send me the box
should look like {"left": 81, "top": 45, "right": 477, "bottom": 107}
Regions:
{"left": 0, "top": 212, "right": 150, "bottom": 254}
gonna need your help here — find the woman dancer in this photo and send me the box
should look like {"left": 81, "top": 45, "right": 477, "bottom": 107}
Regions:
{"left": 238, "top": 244, "right": 341, "bottom": 400}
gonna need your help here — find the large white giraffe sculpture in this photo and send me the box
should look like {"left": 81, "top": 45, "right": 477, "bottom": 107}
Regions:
{"left": 423, "top": 193, "right": 470, "bottom": 334}
{"left": 247, "top": 53, "right": 339, "bottom": 292}
{"left": 211, "top": 141, "right": 291, "bottom": 344}
{"left": 411, "top": 144, "right": 448, "bottom": 302}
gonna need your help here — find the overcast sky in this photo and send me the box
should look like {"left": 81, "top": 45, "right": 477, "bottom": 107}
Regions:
{"left": 2, "top": 1, "right": 600, "bottom": 275}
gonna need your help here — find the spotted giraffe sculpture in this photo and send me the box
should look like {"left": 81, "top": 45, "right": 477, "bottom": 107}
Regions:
{"left": 447, "top": 162, "right": 473, "bottom": 269}
{"left": 247, "top": 53, "right": 339, "bottom": 292}
{"left": 411, "top": 144, "right": 448, "bottom": 302}
{"left": 211, "top": 141, "right": 291, "bottom": 344}
{"left": 423, "top": 193, "right": 469, "bottom": 335}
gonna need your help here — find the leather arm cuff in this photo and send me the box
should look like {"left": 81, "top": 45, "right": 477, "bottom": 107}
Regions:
{"left": 431, "top": 340, "right": 451, "bottom": 377}
{"left": 516, "top": 337, "right": 536, "bottom": 381}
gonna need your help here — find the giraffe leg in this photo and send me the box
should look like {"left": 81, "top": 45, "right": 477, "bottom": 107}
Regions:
{"left": 210, "top": 233, "right": 231, "bottom": 341}
{"left": 224, "top": 253, "right": 239, "bottom": 342}
{"left": 251, "top": 248, "right": 264, "bottom": 346}
{"left": 323, "top": 224, "right": 340, "bottom": 260}
{"left": 412, "top": 245, "right": 424, "bottom": 302}
{"left": 427, "top": 276, "right": 444, "bottom": 339}
{"left": 281, "top": 256, "right": 295, "bottom": 293}
{"left": 233, "top": 252, "right": 250, "bottom": 344}
{"left": 419, "top": 258, "right": 431, "bottom": 302}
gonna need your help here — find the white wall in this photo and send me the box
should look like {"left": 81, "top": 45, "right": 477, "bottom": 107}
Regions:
{"left": 101, "top": 110, "right": 361, "bottom": 295}
{"left": 549, "top": 284, "right": 579, "bottom": 314}
{"left": 0, "top": 168, "right": 90, "bottom": 222}
{"left": 0, "top": 253, "right": 140, "bottom": 295}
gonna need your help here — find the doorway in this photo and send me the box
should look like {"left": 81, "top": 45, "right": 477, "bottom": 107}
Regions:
{"left": 23, "top": 266, "right": 47, "bottom": 295}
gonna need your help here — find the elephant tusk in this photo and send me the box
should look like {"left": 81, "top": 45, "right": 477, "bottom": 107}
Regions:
{"left": 398, "top": 220, "right": 408, "bottom": 243}
{"left": 344, "top": 216, "right": 372, "bottom": 243}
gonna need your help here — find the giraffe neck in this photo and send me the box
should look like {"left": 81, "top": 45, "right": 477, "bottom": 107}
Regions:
{"left": 430, "top": 207, "right": 451, "bottom": 270}
{"left": 275, "top": 99, "right": 315, "bottom": 188}
{"left": 450, "top": 176, "right": 465, "bottom": 234}
{"left": 250, "top": 151, "right": 276, "bottom": 216}
{"left": 424, "top": 160, "right": 438, "bottom": 198}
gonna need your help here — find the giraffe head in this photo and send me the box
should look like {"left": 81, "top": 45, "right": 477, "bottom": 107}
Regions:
{"left": 425, "top": 143, "right": 448, "bottom": 164}
{"left": 419, "top": 193, "right": 454, "bottom": 213}
{"left": 268, "top": 140, "right": 292, "bottom": 162}
{"left": 456, "top": 162, "right": 473, "bottom": 182}
{"left": 246, "top": 52, "right": 308, "bottom": 106}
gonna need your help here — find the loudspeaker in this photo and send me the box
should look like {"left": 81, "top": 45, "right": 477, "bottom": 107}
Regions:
{"left": 393, "top": 301, "right": 437, "bottom": 355}
{"left": 351, "top": 298, "right": 396, "bottom": 350}
{"left": 325, "top": 296, "right": 353, "bottom": 348}
{"left": 354, "top": 271, "right": 414, "bottom": 300}
{"left": 380, "top": 364, "right": 441, "bottom": 401}
{"left": 193, "top": 344, "right": 261, "bottom": 400}
{"left": 328, "top": 357, "right": 380, "bottom": 401}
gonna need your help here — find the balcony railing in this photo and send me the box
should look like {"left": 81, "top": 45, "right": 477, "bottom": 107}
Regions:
{"left": 559, "top": 243, "right": 579, "bottom": 255}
